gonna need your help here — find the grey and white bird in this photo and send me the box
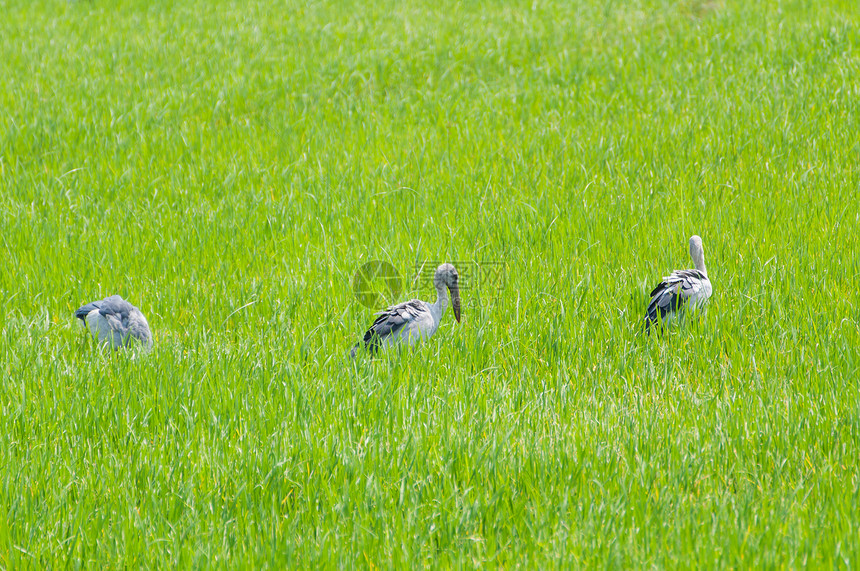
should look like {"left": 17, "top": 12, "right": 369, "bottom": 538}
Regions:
{"left": 350, "top": 263, "right": 461, "bottom": 358}
{"left": 644, "top": 235, "right": 712, "bottom": 334}
{"left": 75, "top": 295, "right": 153, "bottom": 350}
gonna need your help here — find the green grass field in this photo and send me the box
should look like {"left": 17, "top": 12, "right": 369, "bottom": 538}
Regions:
{"left": 1, "top": 0, "right": 859, "bottom": 566}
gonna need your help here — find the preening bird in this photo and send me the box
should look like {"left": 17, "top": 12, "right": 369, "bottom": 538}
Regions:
{"left": 644, "top": 235, "right": 712, "bottom": 334}
{"left": 75, "top": 295, "right": 153, "bottom": 350}
{"left": 350, "top": 263, "right": 461, "bottom": 358}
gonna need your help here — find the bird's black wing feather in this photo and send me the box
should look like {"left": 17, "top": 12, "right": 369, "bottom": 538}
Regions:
{"left": 352, "top": 299, "right": 425, "bottom": 357}
{"left": 75, "top": 300, "right": 102, "bottom": 321}
{"left": 645, "top": 270, "right": 707, "bottom": 333}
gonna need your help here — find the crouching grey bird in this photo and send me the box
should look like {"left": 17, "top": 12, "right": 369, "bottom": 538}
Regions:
{"left": 644, "top": 235, "right": 713, "bottom": 334}
{"left": 75, "top": 295, "right": 153, "bottom": 350}
{"left": 350, "top": 263, "right": 461, "bottom": 358}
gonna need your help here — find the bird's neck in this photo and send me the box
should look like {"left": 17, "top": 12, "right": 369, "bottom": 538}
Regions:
{"left": 429, "top": 285, "right": 449, "bottom": 323}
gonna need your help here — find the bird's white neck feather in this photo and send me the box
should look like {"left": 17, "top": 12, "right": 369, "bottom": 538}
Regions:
{"left": 693, "top": 252, "right": 707, "bottom": 274}
{"left": 429, "top": 285, "right": 449, "bottom": 324}
{"left": 691, "top": 244, "right": 707, "bottom": 275}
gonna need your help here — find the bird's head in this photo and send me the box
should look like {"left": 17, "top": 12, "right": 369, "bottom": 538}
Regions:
{"left": 434, "top": 263, "right": 461, "bottom": 322}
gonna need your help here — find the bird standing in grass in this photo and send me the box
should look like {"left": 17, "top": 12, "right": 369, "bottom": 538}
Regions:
{"left": 350, "top": 263, "right": 461, "bottom": 358}
{"left": 75, "top": 295, "right": 153, "bottom": 350}
{"left": 645, "top": 235, "right": 712, "bottom": 334}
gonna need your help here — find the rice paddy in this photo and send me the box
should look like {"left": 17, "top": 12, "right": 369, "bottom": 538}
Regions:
{"left": 1, "top": 0, "right": 859, "bottom": 566}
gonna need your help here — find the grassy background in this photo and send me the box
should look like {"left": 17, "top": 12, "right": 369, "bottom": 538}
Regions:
{"left": 1, "top": 0, "right": 859, "bottom": 566}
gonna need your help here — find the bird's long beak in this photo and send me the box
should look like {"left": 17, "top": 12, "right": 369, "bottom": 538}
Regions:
{"left": 449, "top": 284, "right": 461, "bottom": 323}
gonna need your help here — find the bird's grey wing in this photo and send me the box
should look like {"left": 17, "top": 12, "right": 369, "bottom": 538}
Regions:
{"left": 101, "top": 297, "right": 153, "bottom": 347}
{"left": 98, "top": 297, "right": 132, "bottom": 343}
{"left": 125, "top": 310, "right": 152, "bottom": 347}
{"left": 667, "top": 270, "right": 709, "bottom": 304}
{"left": 100, "top": 313, "right": 126, "bottom": 348}
{"left": 360, "top": 299, "right": 425, "bottom": 355}
{"left": 646, "top": 270, "right": 708, "bottom": 331}
{"left": 97, "top": 296, "right": 134, "bottom": 320}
